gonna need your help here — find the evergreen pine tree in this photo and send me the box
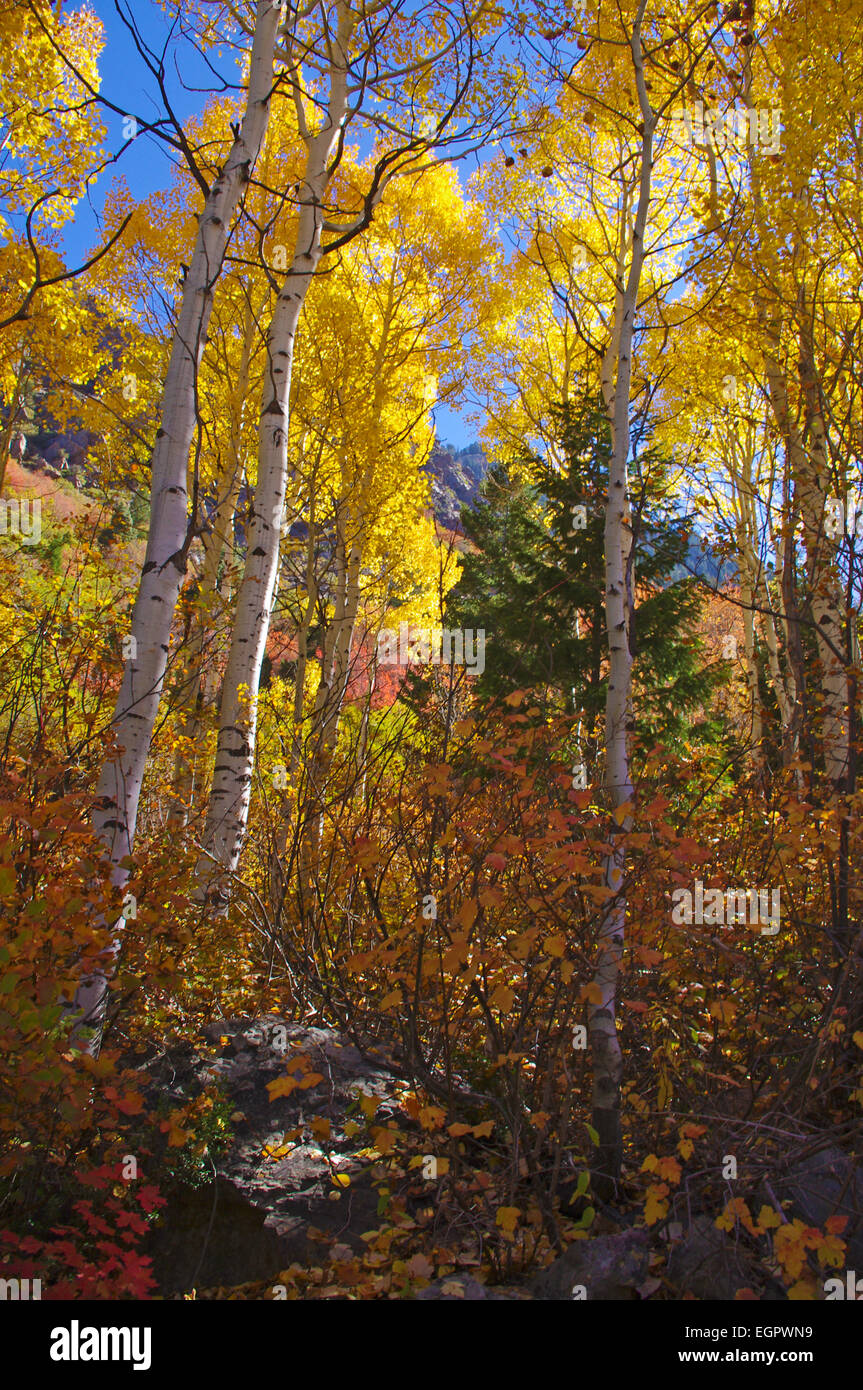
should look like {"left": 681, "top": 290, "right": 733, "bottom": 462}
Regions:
{"left": 446, "top": 397, "right": 724, "bottom": 754}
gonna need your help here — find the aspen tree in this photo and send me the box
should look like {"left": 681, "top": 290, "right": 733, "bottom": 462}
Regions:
{"left": 587, "top": 1, "right": 654, "bottom": 1197}
{"left": 197, "top": 0, "right": 505, "bottom": 899}
{"left": 74, "top": 0, "right": 281, "bottom": 1042}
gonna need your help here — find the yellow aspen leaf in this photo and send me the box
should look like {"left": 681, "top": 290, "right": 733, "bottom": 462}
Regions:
{"left": 267, "top": 1075, "right": 299, "bottom": 1101}
{"left": 542, "top": 934, "right": 566, "bottom": 957}
{"left": 310, "top": 1116, "right": 331, "bottom": 1141}
{"left": 773, "top": 1221, "right": 811, "bottom": 1280}
{"left": 419, "top": 1105, "right": 447, "bottom": 1130}
{"left": 331, "top": 1172, "right": 351, "bottom": 1188}
{"left": 718, "top": 1198, "right": 759, "bottom": 1237}
{"left": 496, "top": 1206, "right": 520, "bottom": 1233}
{"left": 816, "top": 1231, "right": 846, "bottom": 1267}
{"left": 644, "top": 1183, "right": 669, "bottom": 1226}
{"left": 263, "top": 1140, "right": 296, "bottom": 1160}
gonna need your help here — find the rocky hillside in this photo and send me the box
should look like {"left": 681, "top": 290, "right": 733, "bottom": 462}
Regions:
{"left": 423, "top": 439, "right": 488, "bottom": 530}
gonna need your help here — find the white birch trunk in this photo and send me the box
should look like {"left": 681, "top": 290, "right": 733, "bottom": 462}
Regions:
{"left": 197, "top": 11, "right": 356, "bottom": 897}
{"left": 168, "top": 292, "right": 258, "bottom": 826}
{"left": 588, "top": 4, "right": 652, "bottom": 1197}
{"left": 741, "top": 64, "right": 845, "bottom": 781}
{"left": 72, "top": 1, "right": 279, "bottom": 1040}
{"left": 167, "top": 464, "right": 242, "bottom": 827}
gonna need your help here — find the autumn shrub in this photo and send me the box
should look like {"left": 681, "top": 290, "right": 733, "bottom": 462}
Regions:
{"left": 0, "top": 1163, "right": 165, "bottom": 1300}
{"left": 239, "top": 678, "right": 863, "bottom": 1280}
{"left": 0, "top": 761, "right": 239, "bottom": 1295}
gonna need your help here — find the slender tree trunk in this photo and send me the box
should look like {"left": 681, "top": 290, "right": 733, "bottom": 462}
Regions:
{"left": 796, "top": 316, "right": 849, "bottom": 786}
{"left": 756, "top": 565, "right": 795, "bottom": 747}
{"left": 588, "top": 5, "right": 652, "bottom": 1200}
{"left": 71, "top": 1, "right": 280, "bottom": 1043}
{"left": 302, "top": 521, "right": 362, "bottom": 863}
{"left": 167, "top": 464, "right": 242, "bottom": 826}
{"left": 168, "top": 292, "right": 258, "bottom": 825}
{"left": 737, "top": 539, "right": 763, "bottom": 759}
{"left": 0, "top": 357, "right": 28, "bottom": 494}
{"left": 196, "top": 64, "right": 355, "bottom": 899}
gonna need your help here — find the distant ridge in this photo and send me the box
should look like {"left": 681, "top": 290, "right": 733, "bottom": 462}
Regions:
{"left": 423, "top": 438, "right": 488, "bottom": 531}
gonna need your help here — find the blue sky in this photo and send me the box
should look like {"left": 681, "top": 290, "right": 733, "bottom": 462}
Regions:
{"left": 60, "top": 1, "right": 475, "bottom": 447}
{"left": 62, "top": 2, "right": 210, "bottom": 268}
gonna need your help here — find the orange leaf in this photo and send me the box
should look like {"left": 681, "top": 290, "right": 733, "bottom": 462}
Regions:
{"left": 267, "top": 1076, "right": 299, "bottom": 1101}
{"left": 489, "top": 983, "right": 515, "bottom": 1011}
{"left": 419, "top": 1105, "right": 447, "bottom": 1130}
{"left": 370, "top": 1126, "right": 398, "bottom": 1154}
